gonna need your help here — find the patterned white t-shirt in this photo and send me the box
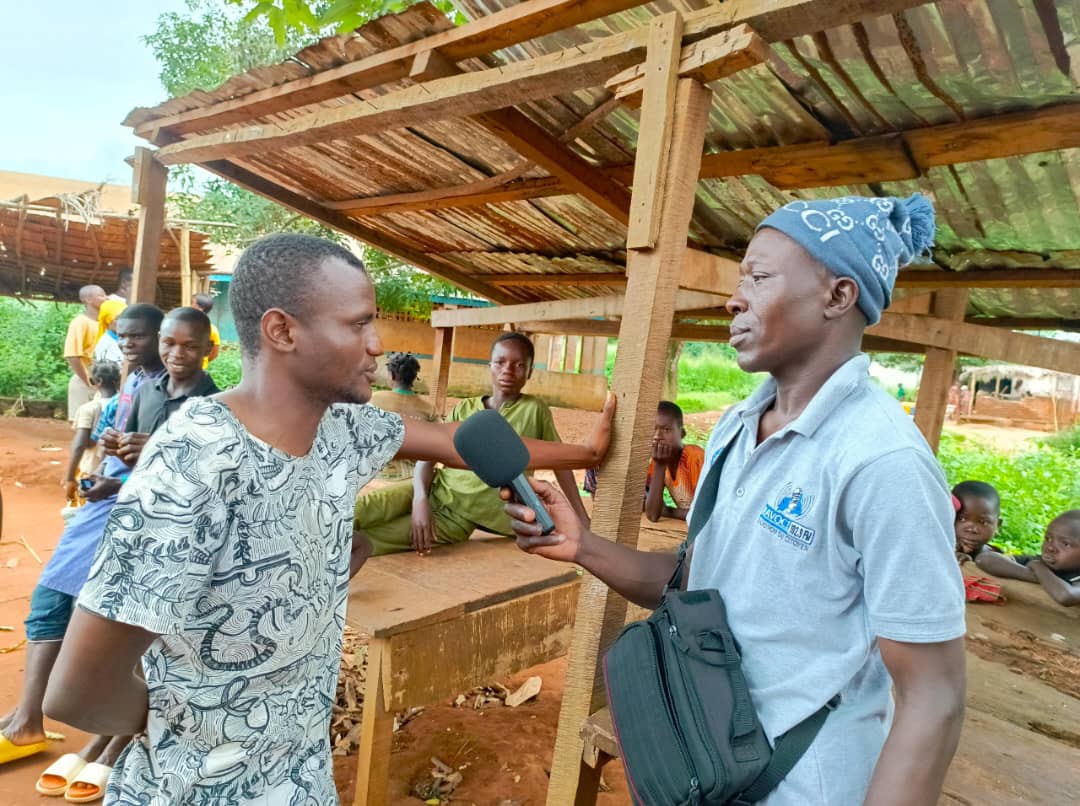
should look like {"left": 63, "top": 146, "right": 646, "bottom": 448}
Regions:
{"left": 78, "top": 397, "right": 405, "bottom": 805}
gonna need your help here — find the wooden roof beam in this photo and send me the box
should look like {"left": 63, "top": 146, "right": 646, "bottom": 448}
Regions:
{"left": 155, "top": 26, "right": 655, "bottom": 166}
{"left": 321, "top": 175, "right": 561, "bottom": 215}
{"left": 898, "top": 268, "right": 1080, "bottom": 289}
{"left": 430, "top": 288, "right": 725, "bottom": 329}
{"left": 195, "top": 159, "right": 515, "bottom": 303}
{"left": 869, "top": 314, "right": 1080, "bottom": 375}
{"left": 133, "top": 0, "right": 655, "bottom": 141}
{"left": 134, "top": 0, "right": 937, "bottom": 143}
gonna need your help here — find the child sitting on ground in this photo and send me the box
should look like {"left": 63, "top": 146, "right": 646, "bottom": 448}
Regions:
{"left": 975, "top": 510, "right": 1080, "bottom": 607}
{"left": 952, "top": 480, "right": 1001, "bottom": 563}
{"left": 644, "top": 401, "right": 704, "bottom": 522}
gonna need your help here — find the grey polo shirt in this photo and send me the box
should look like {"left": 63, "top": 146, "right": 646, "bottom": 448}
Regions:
{"left": 688, "top": 354, "right": 965, "bottom": 805}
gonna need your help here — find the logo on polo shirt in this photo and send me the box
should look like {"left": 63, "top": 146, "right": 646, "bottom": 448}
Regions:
{"left": 759, "top": 483, "right": 817, "bottom": 550}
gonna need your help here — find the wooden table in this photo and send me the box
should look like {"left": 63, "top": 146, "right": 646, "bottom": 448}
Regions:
{"left": 345, "top": 536, "right": 580, "bottom": 805}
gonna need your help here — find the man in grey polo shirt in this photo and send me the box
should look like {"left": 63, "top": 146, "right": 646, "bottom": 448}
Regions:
{"left": 506, "top": 194, "right": 966, "bottom": 804}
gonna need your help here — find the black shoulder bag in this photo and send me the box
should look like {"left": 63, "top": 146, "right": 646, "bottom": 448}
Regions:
{"left": 602, "top": 438, "right": 839, "bottom": 805}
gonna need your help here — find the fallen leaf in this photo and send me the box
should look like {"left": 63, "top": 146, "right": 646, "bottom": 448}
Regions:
{"left": 0, "top": 639, "right": 26, "bottom": 654}
{"left": 0, "top": 625, "right": 14, "bottom": 631}
{"left": 5, "top": 558, "right": 18, "bottom": 568}
{"left": 38, "top": 445, "right": 62, "bottom": 452}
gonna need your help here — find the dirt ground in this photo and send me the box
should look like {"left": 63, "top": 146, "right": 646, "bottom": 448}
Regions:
{"left": 1, "top": 413, "right": 1078, "bottom": 805}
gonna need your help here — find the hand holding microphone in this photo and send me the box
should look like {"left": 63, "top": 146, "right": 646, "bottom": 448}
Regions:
{"left": 452, "top": 409, "right": 583, "bottom": 561}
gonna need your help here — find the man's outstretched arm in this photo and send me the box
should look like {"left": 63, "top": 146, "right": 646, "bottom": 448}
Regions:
{"left": 44, "top": 608, "right": 157, "bottom": 736}
{"left": 396, "top": 393, "right": 615, "bottom": 470}
{"left": 863, "top": 637, "right": 966, "bottom": 806}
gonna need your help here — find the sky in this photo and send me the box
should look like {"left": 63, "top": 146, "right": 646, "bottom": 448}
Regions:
{"left": 0, "top": 1, "right": 190, "bottom": 185}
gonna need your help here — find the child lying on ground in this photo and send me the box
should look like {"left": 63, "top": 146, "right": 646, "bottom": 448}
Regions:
{"left": 975, "top": 510, "right": 1080, "bottom": 607}
{"left": 952, "top": 480, "right": 1001, "bottom": 563}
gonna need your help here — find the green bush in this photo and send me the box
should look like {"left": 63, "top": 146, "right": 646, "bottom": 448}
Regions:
{"left": 0, "top": 299, "right": 80, "bottom": 402}
{"left": 208, "top": 343, "right": 243, "bottom": 390}
{"left": 1041, "top": 425, "right": 1080, "bottom": 454}
{"left": 938, "top": 432, "right": 1080, "bottom": 555}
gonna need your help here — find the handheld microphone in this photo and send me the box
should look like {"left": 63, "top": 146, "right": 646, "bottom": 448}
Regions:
{"left": 452, "top": 408, "right": 557, "bottom": 535}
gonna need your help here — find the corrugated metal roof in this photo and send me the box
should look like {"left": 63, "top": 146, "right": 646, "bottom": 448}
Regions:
{"left": 127, "top": 0, "right": 1080, "bottom": 323}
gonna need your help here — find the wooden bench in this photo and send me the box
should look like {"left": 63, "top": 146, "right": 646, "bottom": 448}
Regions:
{"left": 345, "top": 536, "right": 580, "bottom": 805}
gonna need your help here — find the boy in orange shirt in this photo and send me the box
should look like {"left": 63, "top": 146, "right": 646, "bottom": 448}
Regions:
{"left": 644, "top": 401, "right": 705, "bottom": 522}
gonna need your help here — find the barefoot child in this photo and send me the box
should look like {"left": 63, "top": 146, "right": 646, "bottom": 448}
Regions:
{"left": 975, "top": 510, "right": 1080, "bottom": 607}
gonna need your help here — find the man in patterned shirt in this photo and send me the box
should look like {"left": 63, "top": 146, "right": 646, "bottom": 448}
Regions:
{"left": 44, "top": 234, "right": 613, "bottom": 805}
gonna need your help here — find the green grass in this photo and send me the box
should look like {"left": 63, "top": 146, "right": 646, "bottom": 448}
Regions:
{"left": 0, "top": 299, "right": 78, "bottom": 402}
{"left": 208, "top": 343, "right": 243, "bottom": 390}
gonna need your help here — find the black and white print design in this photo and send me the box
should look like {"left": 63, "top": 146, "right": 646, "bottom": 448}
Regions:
{"left": 78, "top": 397, "right": 404, "bottom": 805}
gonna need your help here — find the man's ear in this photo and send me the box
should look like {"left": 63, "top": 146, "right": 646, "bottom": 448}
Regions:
{"left": 824, "top": 276, "right": 860, "bottom": 320}
{"left": 261, "top": 308, "right": 299, "bottom": 353}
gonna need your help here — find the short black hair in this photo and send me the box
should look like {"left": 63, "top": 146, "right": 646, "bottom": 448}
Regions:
{"left": 491, "top": 331, "right": 535, "bottom": 364}
{"left": 952, "top": 480, "right": 1000, "bottom": 510}
{"left": 164, "top": 306, "right": 212, "bottom": 342}
{"left": 230, "top": 233, "right": 366, "bottom": 355}
{"left": 117, "top": 303, "right": 164, "bottom": 332}
{"left": 116, "top": 267, "right": 133, "bottom": 286}
{"left": 387, "top": 352, "right": 421, "bottom": 388}
{"left": 192, "top": 293, "right": 214, "bottom": 314}
{"left": 657, "top": 400, "right": 684, "bottom": 428}
{"left": 89, "top": 360, "right": 121, "bottom": 389}
{"left": 1050, "top": 509, "right": 1080, "bottom": 534}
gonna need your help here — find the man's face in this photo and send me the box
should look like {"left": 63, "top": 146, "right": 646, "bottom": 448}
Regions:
{"left": 725, "top": 228, "right": 837, "bottom": 375}
{"left": 653, "top": 412, "right": 684, "bottom": 451}
{"left": 290, "top": 258, "right": 383, "bottom": 405}
{"left": 1041, "top": 518, "right": 1080, "bottom": 572}
{"left": 954, "top": 496, "right": 999, "bottom": 554}
{"left": 88, "top": 287, "right": 107, "bottom": 309}
{"left": 160, "top": 319, "right": 210, "bottom": 384}
{"left": 489, "top": 340, "right": 532, "bottom": 396}
{"left": 115, "top": 317, "right": 160, "bottom": 370}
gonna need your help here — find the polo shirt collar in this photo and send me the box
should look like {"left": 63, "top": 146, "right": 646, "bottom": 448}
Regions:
{"left": 736, "top": 354, "right": 871, "bottom": 439}
{"left": 152, "top": 370, "right": 217, "bottom": 401}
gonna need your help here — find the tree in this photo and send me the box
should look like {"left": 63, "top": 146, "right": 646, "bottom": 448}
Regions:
{"left": 226, "top": 0, "right": 462, "bottom": 39}
{"left": 145, "top": 0, "right": 466, "bottom": 315}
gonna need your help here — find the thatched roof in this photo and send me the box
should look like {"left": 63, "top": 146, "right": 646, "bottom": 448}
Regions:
{"left": 123, "top": 0, "right": 1080, "bottom": 329}
{"left": 0, "top": 194, "right": 215, "bottom": 308}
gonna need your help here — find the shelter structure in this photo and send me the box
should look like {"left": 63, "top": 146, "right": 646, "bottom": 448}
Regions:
{"left": 121, "top": 1, "right": 1080, "bottom": 803}
{"left": 959, "top": 363, "right": 1080, "bottom": 429}
{"left": 0, "top": 178, "right": 222, "bottom": 308}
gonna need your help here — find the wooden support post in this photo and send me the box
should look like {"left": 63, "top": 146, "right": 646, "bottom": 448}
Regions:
{"left": 534, "top": 334, "right": 553, "bottom": 370}
{"left": 565, "top": 335, "right": 582, "bottom": 373}
{"left": 914, "top": 289, "right": 968, "bottom": 452}
{"left": 545, "top": 21, "right": 712, "bottom": 800}
{"left": 549, "top": 336, "right": 567, "bottom": 373}
{"left": 130, "top": 148, "right": 168, "bottom": 304}
{"left": 430, "top": 326, "right": 454, "bottom": 419}
{"left": 663, "top": 340, "right": 683, "bottom": 401}
{"left": 179, "top": 224, "right": 193, "bottom": 305}
{"left": 353, "top": 639, "right": 394, "bottom": 806}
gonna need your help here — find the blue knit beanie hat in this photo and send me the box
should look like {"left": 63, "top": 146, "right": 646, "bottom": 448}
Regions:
{"left": 757, "top": 194, "right": 935, "bottom": 325}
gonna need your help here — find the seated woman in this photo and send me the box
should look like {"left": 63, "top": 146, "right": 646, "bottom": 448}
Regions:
{"left": 369, "top": 352, "right": 437, "bottom": 481}
{"left": 355, "top": 332, "right": 590, "bottom": 555}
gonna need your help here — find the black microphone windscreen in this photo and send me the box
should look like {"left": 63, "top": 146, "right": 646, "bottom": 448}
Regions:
{"left": 452, "top": 408, "right": 530, "bottom": 487}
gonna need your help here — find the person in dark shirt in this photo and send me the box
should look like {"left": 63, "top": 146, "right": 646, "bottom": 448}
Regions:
{"left": 976, "top": 510, "right": 1080, "bottom": 607}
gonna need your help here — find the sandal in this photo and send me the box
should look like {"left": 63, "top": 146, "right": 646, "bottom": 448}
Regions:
{"left": 36, "top": 753, "right": 88, "bottom": 796}
{"left": 0, "top": 730, "right": 49, "bottom": 766}
{"left": 64, "top": 761, "right": 112, "bottom": 803}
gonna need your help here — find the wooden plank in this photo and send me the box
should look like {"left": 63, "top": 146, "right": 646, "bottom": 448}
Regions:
{"left": 679, "top": 247, "right": 741, "bottom": 295}
{"left": 154, "top": 27, "right": 652, "bottom": 166}
{"left": 610, "top": 24, "right": 770, "bottom": 106}
{"left": 475, "top": 107, "right": 633, "bottom": 225}
{"left": 896, "top": 267, "right": 1080, "bottom": 289}
{"left": 430, "top": 325, "right": 454, "bottom": 419}
{"left": 487, "top": 272, "right": 627, "bottom": 288}
{"left": 548, "top": 77, "right": 713, "bottom": 806}
{"left": 626, "top": 12, "right": 683, "bottom": 250}
{"left": 353, "top": 639, "right": 394, "bottom": 806}
{"left": 130, "top": 148, "right": 168, "bottom": 305}
{"left": 135, "top": 0, "right": 655, "bottom": 140}
{"left": 913, "top": 290, "right": 968, "bottom": 452}
{"left": 905, "top": 103, "right": 1080, "bottom": 168}
{"left": 870, "top": 313, "right": 1080, "bottom": 376}
{"left": 324, "top": 175, "right": 561, "bottom": 215}
{"left": 966, "top": 317, "right": 1080, "bottom": 331}
{"left": 430, "top": 288, "right": 724, "bottom": 328}
{"left": 384, "top": 581, "right": 578, "bottom": 708}
{"left": 179, "top": 224, "right": 192, "bottom": 305}
{"left": 193, "top": 158, "right": 515, "bottom": 303}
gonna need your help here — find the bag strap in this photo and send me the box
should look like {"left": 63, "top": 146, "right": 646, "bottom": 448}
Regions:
{"left": 664, "top": 435, "right": 737, "bottom": 593}
{"left": 736, "top": 695, "right": 840, "bottom": 804}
